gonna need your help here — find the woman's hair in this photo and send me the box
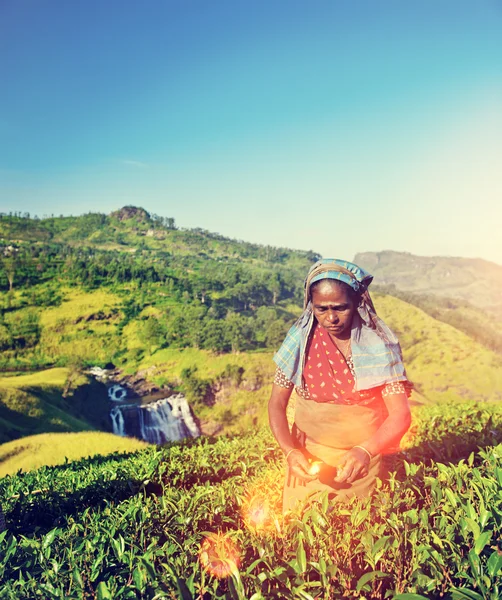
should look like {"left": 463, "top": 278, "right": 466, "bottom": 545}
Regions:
{"left": 309, "top": 278, "right": 361, "bottom": 305}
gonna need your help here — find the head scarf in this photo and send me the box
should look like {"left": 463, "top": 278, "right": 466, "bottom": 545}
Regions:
{"left": 273, "top": 258, "right": 408, "bottom": 391}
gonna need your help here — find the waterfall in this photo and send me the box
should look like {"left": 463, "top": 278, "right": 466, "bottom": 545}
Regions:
{"left": 110, "top": 406, "right": 126, "bottom": 437}
{"left": 109, "top": 393, "right": 200, "bottom": 444}
{"left": 169, "top": 394, "right": 200, "bottom": 438}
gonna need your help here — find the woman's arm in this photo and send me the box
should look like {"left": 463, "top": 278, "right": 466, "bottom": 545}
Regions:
{"left": 334, "top": 391, "right": 411, "bottom": 484}
{"left": 268, "top": 383, "right": 317, "bottom": 482}
{"left": 363, "top": 391, "right": 412, "bottom": 458}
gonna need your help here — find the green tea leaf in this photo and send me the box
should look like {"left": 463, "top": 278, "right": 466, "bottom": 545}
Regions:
{"left": 468, "top": 549, "right": 482, "bottom": 576}
{"left": 450, "top": 587, "right": 485, "bottom": 600}
{"left": 132, "top": 567, "right": 145, "bottom": 592}
{"left": 96, "top": 581, "right": 112, "bottom": 600}
{"left": 296, "top": 537, "right": 307, "bottom": 574}
{"left": 356, "top": 570, "right": 388, "bottom": 592}
{"left": 444, "top": 488, "right": 458, "bottom": 508}
{"left": 474, "top": 531, "right": 491, "bottom": 555}
{"left": 42, "top": 528, "right": 59, "bottom": 550}
{"left": 140, "top": 556, "right": 157, "bottom": 581}
{"left": 487, "top": 550, "right": 502, "bottom": 577}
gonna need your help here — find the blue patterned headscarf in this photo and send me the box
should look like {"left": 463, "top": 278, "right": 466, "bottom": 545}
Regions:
{"left": 273, "top": 258, "right": 408, "bottom": 391}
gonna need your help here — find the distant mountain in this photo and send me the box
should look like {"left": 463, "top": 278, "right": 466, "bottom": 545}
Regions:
{"left": 355, "top": 251, "right": 502, "bottom": 318}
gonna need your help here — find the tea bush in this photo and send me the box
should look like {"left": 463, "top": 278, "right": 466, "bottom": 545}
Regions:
{"left": 1, "top": 401, "right": 502, "bottom": 599}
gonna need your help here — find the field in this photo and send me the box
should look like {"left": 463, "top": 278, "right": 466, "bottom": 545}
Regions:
{"left": 2, "top": 401, "right": 502, "bottom": 599}
{"left": 0, "top": 432, "right": 149, "bottom": 478}
{"left": 0, "top": 368, "right": 109, "bottom": 445}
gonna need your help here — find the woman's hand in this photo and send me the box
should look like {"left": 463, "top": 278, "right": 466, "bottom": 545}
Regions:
{"left": 287, "top": 449, "right": 318, "bottom": 482}
{"left": 334, "top": 447, "right": 370, "bottom": 484}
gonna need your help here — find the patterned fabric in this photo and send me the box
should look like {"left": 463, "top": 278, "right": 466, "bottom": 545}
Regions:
{"left": 381, "top": 381, "right": 407, "bottom": 398}
{"left": 304, "top": 323, "right": 355, "bottom": 402}
{"left": 304, "top": 259, "right": 373, "bottom": 301}
{"left": 273, "top": 368, "right": 294, "bottom": 389}
{"left": 273, "top": 258, "right": 409, "bottom": 391}
{"left": 275, "top": 364, "right": 407, "bottom": 402}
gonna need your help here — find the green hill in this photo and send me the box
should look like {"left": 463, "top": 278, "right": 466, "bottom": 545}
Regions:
{"left": 0, "top": 368, "right": 109, "bottom": 445}
{"left": 1, "top": 207, "right": 501, "bottom": 473}
{"left": 0, "top": 207, "right": 315, "bottom": 371}
{"left": 0, "top": 206, "right": 318, "bottom": 268}
{"left": 374, "top": 294, "right": 502, "bottom": 403}
{"left": 355, "top": 250, "right": 502, "bottom": 357}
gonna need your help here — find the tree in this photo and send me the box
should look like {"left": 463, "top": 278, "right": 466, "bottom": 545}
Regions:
{"left": 139, "top": 317, "right": 165, "bottom": 354}
{"left": 180, "top": 366, "right": 212, "bottom": 405}
{"left": 201, "top": 319, "right": 228, "bottom": 352}
{"left": 63, "top": 356, "right": 85, "bottom": 398}
{"left": 6, "top": 310, "right": 40, "bottom": 349}
{"left": 224, "top": 312, "right": 254, "bottom": 353}
{"left": 0, "top": 247, "right": 19, "bottom": 293}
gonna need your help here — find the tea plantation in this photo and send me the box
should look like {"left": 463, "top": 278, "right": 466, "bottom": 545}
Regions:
{"left": 2, "top": 401, "right": 502, "bottom": 599}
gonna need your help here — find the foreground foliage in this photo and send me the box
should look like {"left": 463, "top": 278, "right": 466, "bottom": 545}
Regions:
{"left": 2, "top": 401, "right": 502, "bottom": 599}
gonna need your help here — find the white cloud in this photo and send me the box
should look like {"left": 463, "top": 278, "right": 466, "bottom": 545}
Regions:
{"left": 120, "top": 159, "right": 149, "bottom": 168}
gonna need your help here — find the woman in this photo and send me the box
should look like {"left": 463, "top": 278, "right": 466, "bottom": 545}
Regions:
{"left": 268, "top": 259, "right": 412, "bottom": 511}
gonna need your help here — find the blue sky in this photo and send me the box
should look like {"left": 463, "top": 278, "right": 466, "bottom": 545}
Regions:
{"left": 1, "top": 0, "right": 501, "bottom": 263}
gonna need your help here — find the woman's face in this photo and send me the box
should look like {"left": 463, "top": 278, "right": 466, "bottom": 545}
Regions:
{"left": 310, "top": 280, "right": 357, "bottom": 340}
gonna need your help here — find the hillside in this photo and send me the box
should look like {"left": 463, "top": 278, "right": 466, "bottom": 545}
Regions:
{"left": 0, "top": 207, "right": 318, "bottom": 269}
{"left": 355, "top": 250, "right": 502, "bottom": 318}
{"left": 0, "top": 208, "right": 315, "bottom": 372}
{"left": 1, "top": 289, "right": 501, "bottom": 467}
{"left": 374, "top": 294, "right": 502, "bottom": 403}
{"left": 1, "top": 207, "right": 501, "bottom": 469}
{"left": 0, "top": 368, "right": 110, "bottom": 445}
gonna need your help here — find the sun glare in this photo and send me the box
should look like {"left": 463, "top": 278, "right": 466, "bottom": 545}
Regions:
{"left": 240, "top": 475, "right": 283, "bottom": 535}
{"left": 199, "top": 532, "right": 241, "bottom": 579}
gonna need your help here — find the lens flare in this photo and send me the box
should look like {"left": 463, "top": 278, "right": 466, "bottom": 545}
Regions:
{"left": 242, "top": 493, "right": 272, "bottom": 531}
{"left": 308, "top": 460, "right": 323, "bottom": 476}
{"left": 239, "top": 471, "right": 283, "bottom": 534}
{"left": 199, "top": 532, "right": 240, "bottom": 579}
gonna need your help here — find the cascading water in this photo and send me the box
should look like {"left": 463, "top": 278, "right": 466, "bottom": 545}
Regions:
{"left": 109, "top": 387, "right": 200, "bottom": 444}
{"left": 110, "top": 405, "right": 126, "bottom": 437}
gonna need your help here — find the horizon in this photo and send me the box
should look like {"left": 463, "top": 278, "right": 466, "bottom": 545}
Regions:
{"left": 1, "top": 1, "right": 501, "bottom": 264}
{"left": 3, "top": 204, "right": 502, "bottom": 267}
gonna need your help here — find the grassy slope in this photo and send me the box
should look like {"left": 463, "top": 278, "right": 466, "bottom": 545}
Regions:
{"left": 38, "top": 287, "right": 122, "bottom": 364}
{"left": 375, "top": 294, "right": 502, "bottom": 402}
{"left": 0, "top": 431, "right": 149, "bottom": 478}
{"left": 0, "top": 369, "right": 93, "bottom": 443}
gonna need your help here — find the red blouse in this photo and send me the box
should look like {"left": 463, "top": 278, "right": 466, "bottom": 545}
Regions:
{"left": 274, "top": 322, "right": 407, "bottom": 406}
